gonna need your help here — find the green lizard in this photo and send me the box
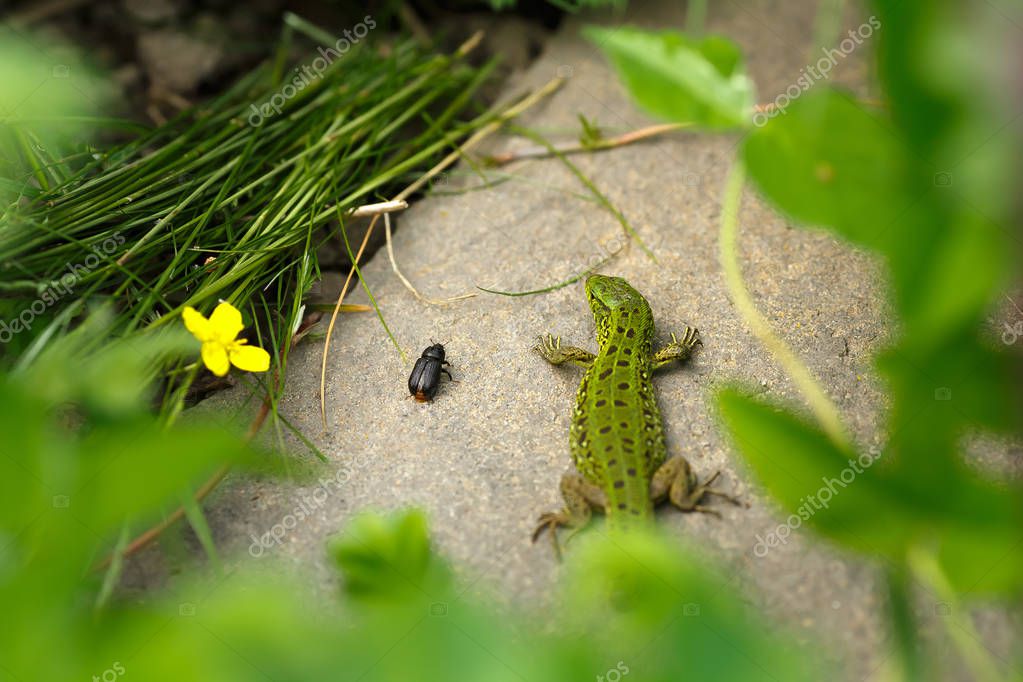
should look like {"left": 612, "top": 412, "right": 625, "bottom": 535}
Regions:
{"left": 533, "top": 274, "right": 741, "bottom": 554}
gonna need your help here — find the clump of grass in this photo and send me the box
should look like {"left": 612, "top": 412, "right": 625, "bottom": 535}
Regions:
{"left": 0, "top": 17, "right": 499, "bottom": 420}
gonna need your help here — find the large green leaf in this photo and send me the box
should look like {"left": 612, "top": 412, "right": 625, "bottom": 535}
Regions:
{"left": 743, "top": 88, "right": 909, "bottom": 252}
{"left": 584, "top": 26, "right": 754, "bottom": 129}
{"left": 717, "top": 387, "right": 1023, "bottom": 595}
{"left": 743, "top": 87, "right": 1015, "bottom": 337}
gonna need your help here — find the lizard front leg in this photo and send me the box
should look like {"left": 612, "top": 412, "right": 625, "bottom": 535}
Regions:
{"left": 532, "top": 473, "right": 606, "bottom": 559}
{"left": 652, "top": 327, "right": 701, "bottom": 370}
{"left": 649, "top": 456, "right": 743, "bottom": 517}
{"left": 534, "top": 334, "right": 596, "bottom": 369}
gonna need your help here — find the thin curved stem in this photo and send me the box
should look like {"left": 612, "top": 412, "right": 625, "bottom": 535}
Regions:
{"left": 718, "top": 159, "right": 848, "bottom": 447}
{"left": 908, "top": 547, "right": 1008, "bottom": 682}
{"left": 385, "top": 213, "right": 476, "bottom": 305}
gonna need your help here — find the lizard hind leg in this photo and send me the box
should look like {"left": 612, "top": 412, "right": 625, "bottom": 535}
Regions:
{"left": 650, "top": 456, "right": 744, "bottom": 518}
{"left": 532, "top": 473, "right": 607, "bottom": 559}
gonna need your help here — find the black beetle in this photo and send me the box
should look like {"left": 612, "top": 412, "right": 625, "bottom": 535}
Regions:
{"left": 408, "top": 343, "right": 452, "bottom": 402}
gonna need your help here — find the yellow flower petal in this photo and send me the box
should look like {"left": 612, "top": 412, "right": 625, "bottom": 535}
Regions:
{"left": 208, "top": 301, "right": 244, "bottom": 341}
{"left": 229, "top": 343, "right": 270, "bottom": 373}
{"left": 182, "top": 306, "right": 213, "bottom": 342}
{"left": 201, "top": 342, "right": 231, "bottom": 376}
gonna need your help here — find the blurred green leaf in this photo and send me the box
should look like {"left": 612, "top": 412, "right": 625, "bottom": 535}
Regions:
{"left": 717, "top": 386, "right": 914, "bottom": 552}
{"left": 179, "top": 486, "right": 222, "bottom": 572}
{"left": 867, "top": 0, "right": 1016, "bottom": 335}
{"left": 743, "top": 89, "right": 908, "bottom": 252}
{"left": 717, "top": 388, "right": 1023, "bottom": 595}
{"left": 329, "top": 509, "right": 446, "bottom": 601}
{"left": 874, "top": 0, "right": 1019, "bottom": 220}
{"left": 743, "top": 87, "right": 1014, "bottom": 340}
{"left": 79, "top": 421, "right": 248, "bottom": 535}
{"left": 18, "top": 307, "right": 196, "bottom": 418}
{"left": 0, "top": 28, "right": 109, "bottom": 197}
{"left": 584, "top": 26, "right": 754, "bottom": 129}
{"left": 0, "top": 31, "right": 102, "bottom": 127}
{"left": 877, "top": 331, "right": 1023, "bottom": 451}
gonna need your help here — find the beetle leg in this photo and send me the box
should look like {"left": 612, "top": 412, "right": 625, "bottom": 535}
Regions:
{"left": 533, "top": 334, "right": 596, "bottom": 369}
{"left": 440, "top": 368, "right": 453, "bottom": 381}
{"left": 652, "top": 327, "right": 701, "bottom": 370}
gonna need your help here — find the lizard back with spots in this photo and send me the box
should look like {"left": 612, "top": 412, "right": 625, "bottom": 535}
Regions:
{"left": 570, "top": 277, "right": 663, "bottom": 530}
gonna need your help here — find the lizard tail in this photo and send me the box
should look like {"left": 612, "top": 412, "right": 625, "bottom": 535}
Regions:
{"left": 604, "top": 476, "right": 654, "bottom": 533}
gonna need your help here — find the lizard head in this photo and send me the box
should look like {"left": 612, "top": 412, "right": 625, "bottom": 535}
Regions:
{"left": 585, "top": 274, "right": 653, "bottom": 344}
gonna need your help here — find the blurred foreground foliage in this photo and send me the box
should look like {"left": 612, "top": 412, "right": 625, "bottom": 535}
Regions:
{"left": 0, "top": 322, "right": 820, "bottom": 679}
{"left": 2, "top": 1, "right": 1020, "bottom": 681}
{"left": 589, "top": 0, "right": 1022, "bottom": 678}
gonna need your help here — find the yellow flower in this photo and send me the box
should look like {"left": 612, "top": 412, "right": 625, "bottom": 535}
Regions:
{"left": 182, "top": 301, "right": 270, "bottom": 377}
